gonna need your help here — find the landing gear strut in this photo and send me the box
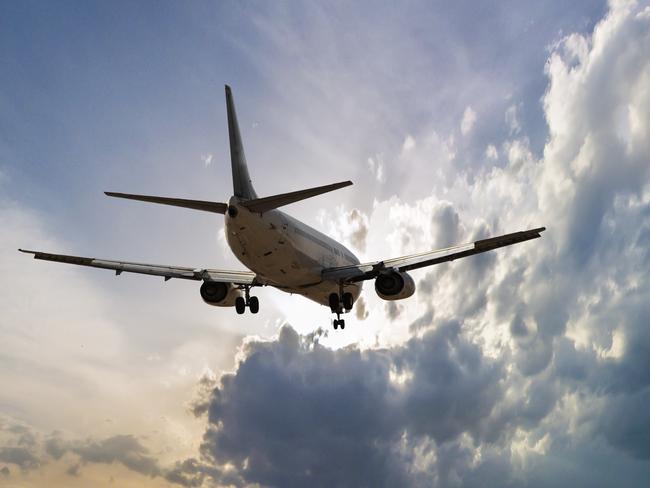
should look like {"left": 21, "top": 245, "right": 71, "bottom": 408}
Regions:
{"left": 236, "top": 285, "right": 259, "bottom": 314}
{"left": 329, "top": 285, "right": 354, "bottom": 330}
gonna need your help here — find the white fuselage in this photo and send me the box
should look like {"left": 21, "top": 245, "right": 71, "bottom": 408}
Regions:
{"left": 225, "top": 198, "right": 362, "bottom": 306}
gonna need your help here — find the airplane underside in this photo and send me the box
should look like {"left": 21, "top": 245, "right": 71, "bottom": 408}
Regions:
{"left": 224, "top": 200, "right": 362, "bottom": 327}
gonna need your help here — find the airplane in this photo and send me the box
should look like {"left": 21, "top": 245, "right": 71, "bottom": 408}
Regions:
{"left": 20, "top": 85, "right": 545, "bottom": 330}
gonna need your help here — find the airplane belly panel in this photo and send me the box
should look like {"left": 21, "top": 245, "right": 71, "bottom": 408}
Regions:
{"left": 225, "top": 206, "right": 322, "bottom": 287}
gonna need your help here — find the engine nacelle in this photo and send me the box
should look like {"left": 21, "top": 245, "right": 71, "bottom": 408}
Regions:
{"left": 200, "top": 281, "right": 242, "bottom": 307}
{"left": 374, "top": 270, "right": 416, "bottom": 301}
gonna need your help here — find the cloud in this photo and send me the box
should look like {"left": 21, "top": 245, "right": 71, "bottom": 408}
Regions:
{"left": 0, "top": 447, "right": 39, "bottom": 471}
{"left": 1, "top": 421, "right": 171, "bottom": 483}
{"left": 170, "top": 323, "right": 503, "bottom": 487}
{"left": 505, "top": 103, "right": 522, "bottom": 135}
{"left": 70, "top": 435, "right": 161, "bottom": 477}
{"left": 485, "top": 144, "right": 498, "bottom": 160}
{"left": 367, "top": 155, "right": 385, "bottom": 183}
{"left": 2, "top": 1, "right": 649, "bottom": 487}
{"left": 201, "top": 153, "right": 213, "bottom": 167}
{"left": 460, "top": 106, "right": 477, "bottom": 135}
{"left": 347, "top": 208, "right": 369, "bottom": 252}
{"left": 169, "top": 2, "right": 650, "bottom": 486}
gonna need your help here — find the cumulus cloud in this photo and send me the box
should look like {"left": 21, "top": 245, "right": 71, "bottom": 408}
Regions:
{"left": 169, "top": 2, "right": 650, "bottom": 486}
{"left": 170, "top": 323, "right": 503, "bottom": 487}
{"left": 460, "top": 106, "right": 477, "bottom": 135}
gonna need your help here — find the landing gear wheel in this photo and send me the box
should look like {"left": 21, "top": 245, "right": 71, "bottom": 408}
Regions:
{"left": 249, "top": 296, "right": 259, "bottom": 314}
{"left": 339, "top": 319, "right": 345, "bottom": 329}
{"left": 342, "top": 292, "right": 353, "bottom": 311}
{"left": 333, "top": 319, "right": 339, "bottom": 330}
{"left": 235, "top": 296, "right": 246, "bottom": 314}
{"left": 328, "top": 293, "right": 340, "bottom": 312}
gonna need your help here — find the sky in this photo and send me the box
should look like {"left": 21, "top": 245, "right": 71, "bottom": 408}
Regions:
{"left": 2, "top": 0, "right": 650, "bottom": 486}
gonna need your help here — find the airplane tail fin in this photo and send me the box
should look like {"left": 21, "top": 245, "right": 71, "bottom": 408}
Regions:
{"left": 225, "top": 85, "right": 257, "bottom": 200}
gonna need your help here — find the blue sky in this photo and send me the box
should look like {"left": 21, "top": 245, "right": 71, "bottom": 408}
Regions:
{"left": 3, "top": 1, "right": 650, "bottom": 487}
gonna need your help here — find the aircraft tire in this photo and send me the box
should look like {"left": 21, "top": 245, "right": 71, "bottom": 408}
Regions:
{"left": 235, "top": 296, "right": 246, "bottom": 314}
{"left": 342, "top": 292, "right": 353, "bottom": 311}
{"left": 328, "top": 293, "right": 340, "bottom": 312}
{"left": 249, "top": 296, "right": 259, "bottom": 314}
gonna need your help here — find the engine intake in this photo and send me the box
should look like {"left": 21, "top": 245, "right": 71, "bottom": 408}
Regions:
{"left": 200, "top": 281, "right": 241, "bottom": 307}
{"left": 375, "top": 270, "right": 415, "bottom": 301}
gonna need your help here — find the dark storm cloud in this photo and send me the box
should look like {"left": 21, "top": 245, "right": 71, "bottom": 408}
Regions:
{"left": 71, "top": 435, "right": 161, "bottom": 477}
{"left": 0, "top": 447, "right": 39, "bottom": 470}
{"left": 174, "top": 322, "right": 506, "bottom": 487}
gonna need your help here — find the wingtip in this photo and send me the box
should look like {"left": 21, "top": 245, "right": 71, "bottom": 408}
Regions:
{"left": 18, "top": 248, "right": 33, "bottom": 254}
{"left": 225, "top": 84, "right": 232, "bottom": 94}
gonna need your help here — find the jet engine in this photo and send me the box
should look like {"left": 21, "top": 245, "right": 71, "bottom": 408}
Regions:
{"left": 200, "top": 281, "right": 242, "bottom": 307}
{"left": 374, "top": 270, "right": 416, "bottom": 301}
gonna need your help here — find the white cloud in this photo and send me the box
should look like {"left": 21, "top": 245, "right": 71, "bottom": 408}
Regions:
{"left": 367, "top": 155, "right": 385, "bottom": 183}
{"left": 485, "top": 144, "right": 498, "bottom": 160}
{"left": 402, "top": 134, "right": 416, "bottom": 151}
{"left": 505, "top": 103, "right": 521, "bottom": 135}
{"left": 460, "top": 106, "right": 477, "bottom": 135}
{"left": 200, "top": 153, "right": 213, "bottom": 167}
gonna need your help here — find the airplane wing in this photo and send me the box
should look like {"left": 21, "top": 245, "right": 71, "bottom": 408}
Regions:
{"left": 18, "top": 249, "right": 257, "bottom": 284}
{"left": 322, "top": 227, "right": 545, "bottom": 283}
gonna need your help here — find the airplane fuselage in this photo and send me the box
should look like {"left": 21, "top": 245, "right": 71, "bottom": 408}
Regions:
{"left": 225, "top": 197, "right": 362, "bottom": 306}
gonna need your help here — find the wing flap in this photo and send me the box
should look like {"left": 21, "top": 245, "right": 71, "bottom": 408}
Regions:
{"left": 19, "top": 249, "right": 256, "bottom": 284}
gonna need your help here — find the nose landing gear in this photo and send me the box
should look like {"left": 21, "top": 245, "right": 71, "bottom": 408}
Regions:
{"left": 236, "top": 285, "right": 259, "bottom": 314}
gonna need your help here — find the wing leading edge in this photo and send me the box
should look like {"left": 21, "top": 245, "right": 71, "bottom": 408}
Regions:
{"left": 323, "top": 227, "right": 546, "bottom": 283}
{"left": 18, "top": 249, "right": 257, "bottom": 284}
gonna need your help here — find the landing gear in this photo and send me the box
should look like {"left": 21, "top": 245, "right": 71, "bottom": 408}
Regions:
{"left": 236, "top": 286, "right": 259, "bottom": 314}
{"left": 249, "top": 296, "right": 259, "bottom": 314}
{"left": 342, "top": 292, "right": 353, "bottom": 311}
{"left": 328, "top": 292, "right": 340, "bottom": 313}
{"left": 235, "top": 296, "right": 246, "bottom": 314}
{"left": 329, "top": 286, "right": 353, "bottom": 330}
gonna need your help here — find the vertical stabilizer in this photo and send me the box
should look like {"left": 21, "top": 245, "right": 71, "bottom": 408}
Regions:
{"left": 225, "top": 85, "right": 257, "bottom": 200}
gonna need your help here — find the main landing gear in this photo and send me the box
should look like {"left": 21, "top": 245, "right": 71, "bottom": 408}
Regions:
{"left": 235, "top": 285, "right": 259, "bottom": 314}
{"left": 329, "top": 289, "right": 354, "bottom": 330}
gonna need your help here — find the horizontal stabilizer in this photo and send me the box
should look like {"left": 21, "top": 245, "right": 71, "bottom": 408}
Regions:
{"left": 105, "top": 192, "right": 227, "bottom": 214}
{"left": 240, "top": 181, "right": 353, "bottom": 213}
